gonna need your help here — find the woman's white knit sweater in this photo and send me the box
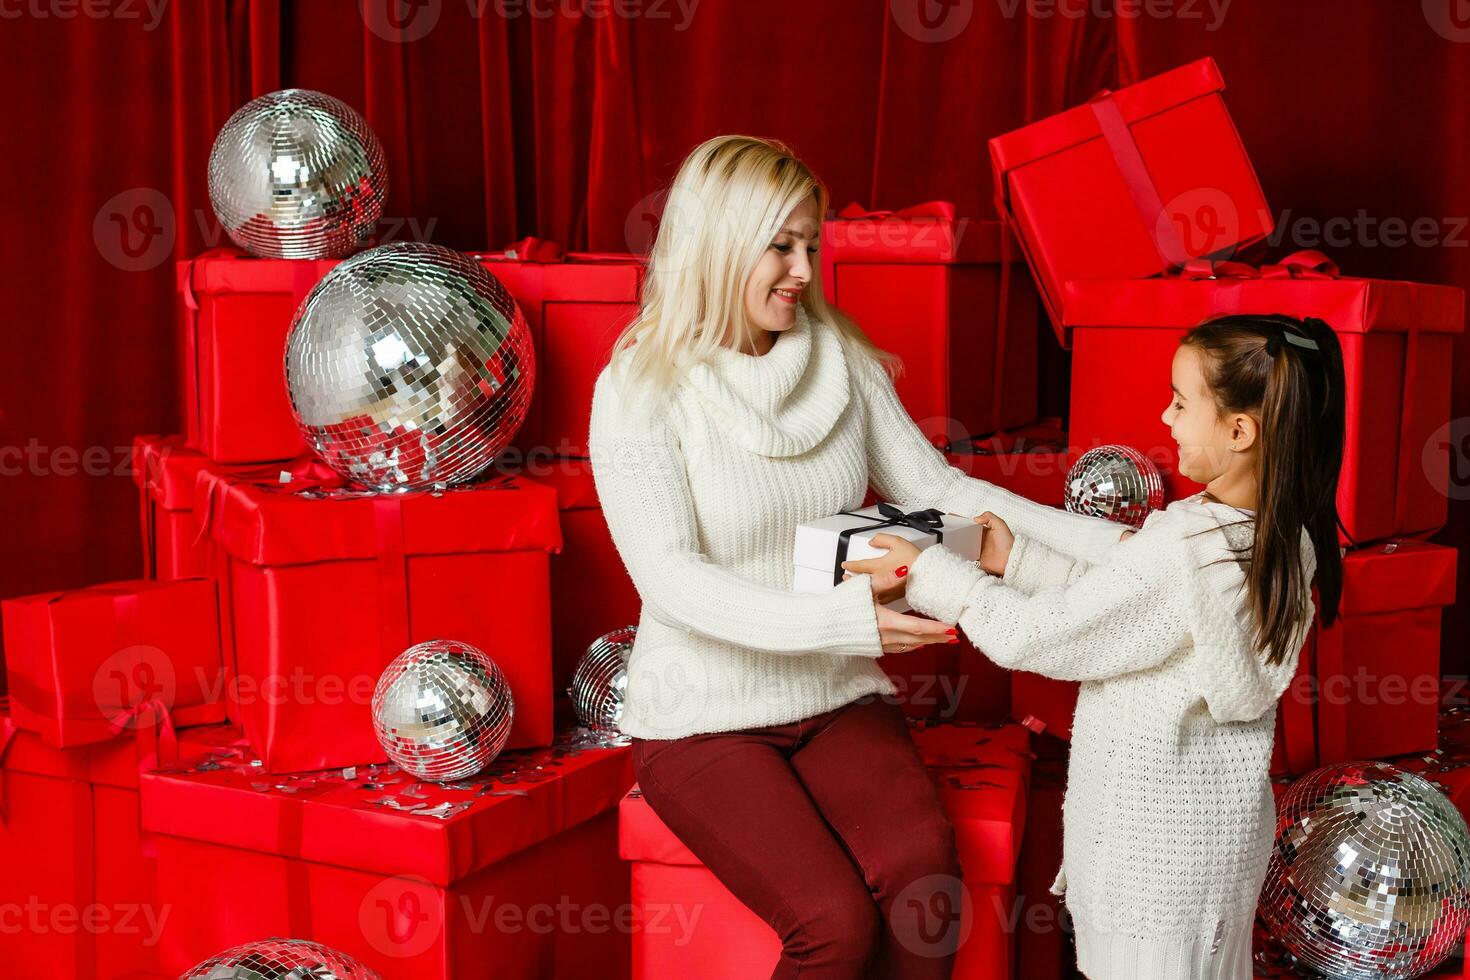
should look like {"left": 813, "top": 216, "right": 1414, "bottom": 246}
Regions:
{"left": 904, "top": 486, "right": 1316, "bottom": 980}
{"left": 587, "top": 303, "right": 1129, "bottom": 740}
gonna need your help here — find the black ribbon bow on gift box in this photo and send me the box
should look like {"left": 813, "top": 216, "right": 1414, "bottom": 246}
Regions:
{"left": 830, "top": 503, "right": 947, "bottom": 586}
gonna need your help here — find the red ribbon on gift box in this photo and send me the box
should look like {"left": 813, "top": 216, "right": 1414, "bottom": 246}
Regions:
{"left": 836, "top": 201, "right": 958, "bottom": 222}
{"left": 1176, "top": 248, "right": 1340, "bottom": 282}
{"left": 491, "top": 236, "right": 643, "bottom": 265}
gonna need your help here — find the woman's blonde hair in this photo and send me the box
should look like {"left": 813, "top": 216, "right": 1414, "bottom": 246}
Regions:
{"left": 604, "top": 135, "right": 897, "bottom": 411}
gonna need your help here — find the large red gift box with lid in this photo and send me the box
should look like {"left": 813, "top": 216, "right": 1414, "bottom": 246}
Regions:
{"left": 1312, "top": 540, "right": 1456, "bottom": 766}
{"left": 175, "top": 245, "right": 642, "bottom": 465}
{"left": 618, "top": 721, "right": 1031, "bottom": 979}
{"left": 1, "top": 577, "right": 226, "bottom": 749}
{"left": 990, "top": 57, "right": 1274, "bottom": 338}
{"left": 139, "top": 727, "right": 635, "bottom": 979}
{"left": 822, "top": 203, "right": 1040, "bottom": 443}
{"left": 1062, "top": 269, "right": 1464, "bottom": 545}
{"left": 191, "top": 469, "right": 562, "bottom": 772}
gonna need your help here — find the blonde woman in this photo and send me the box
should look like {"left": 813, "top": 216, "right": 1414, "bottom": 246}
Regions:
{"left": 588, "top": 135, "right": 1130, "bottom": 978}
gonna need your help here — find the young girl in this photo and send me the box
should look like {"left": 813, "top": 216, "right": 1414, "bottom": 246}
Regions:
{"left": 845, "top": 313, "right": 1346, "bottom": 980}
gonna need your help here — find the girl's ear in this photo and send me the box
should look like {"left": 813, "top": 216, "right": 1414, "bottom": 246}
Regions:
{"left": 1229, "top": 412, "right": 1260, "bottom": 453}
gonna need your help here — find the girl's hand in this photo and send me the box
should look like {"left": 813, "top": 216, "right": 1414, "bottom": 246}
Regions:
{"left": 840, "top": 532, "right": 922, "bottom": 605}
{"left": 975, "top": 512, "right": 1014, "bottom": 576}
{"left": 873, "top": 602, "right": 957, "bottom": 654}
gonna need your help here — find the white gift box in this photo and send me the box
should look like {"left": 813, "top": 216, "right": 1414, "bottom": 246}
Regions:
{"left": 792, "top": 503, "right": 984, "bottom": 614}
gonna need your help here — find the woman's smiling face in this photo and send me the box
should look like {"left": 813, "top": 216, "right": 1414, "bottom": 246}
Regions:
{"left": 742, "top": 195, "right": 820, "bottom": 338}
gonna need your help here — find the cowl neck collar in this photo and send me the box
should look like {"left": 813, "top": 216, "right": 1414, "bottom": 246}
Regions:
{"left": 679, "top": 303, "right": 851, "bottom": 457}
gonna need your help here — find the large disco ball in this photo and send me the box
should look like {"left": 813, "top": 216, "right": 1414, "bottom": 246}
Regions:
{"left": 285, "top": 241, "right": 535, "bottom": 491}
{"left": 182, "top": 938, "right": 379, "bottom": 979}
{"left": 569, "top": 626, "right": 635, "bottom": 735}
{"left": 1260, "top": 762, "right": 1470, "bottom": 979}
{"left": 1063, "top": 444, "right": 1164, "bottom": 528}
{"left": 371, "top": 639, "right": 515, "bottom": 782}
{"left": 207, "top": 88, "right": 387, "bottom": 258}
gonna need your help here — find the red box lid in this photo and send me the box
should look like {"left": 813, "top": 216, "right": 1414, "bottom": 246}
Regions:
{"left": 181, "top": 248, "right": 642, "bottom": 304}
{"left": 990, "top": 57, "right": 1273, "bottom": 344}
{"left": 139, "top": 729, "right": 634, "bottom": 886}
{"left": 1061, "top": 276, "right": 1466, "bottom": 335}
{"left": 991, "top": 59, "right": 1227, "bottom": 174}
{"left": 193, "top": 469, "right": 564, "bottom": 568}
{"left": 1339, "top": 541, "right": 1457, "bottom": 617}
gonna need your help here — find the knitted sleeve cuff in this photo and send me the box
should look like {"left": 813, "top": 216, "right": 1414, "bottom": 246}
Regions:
{"left": 1004, "top": 533, "right": 1081, "bottom": 595}
{"left": 904, "top": 542, "right": 989, "bottom": 625}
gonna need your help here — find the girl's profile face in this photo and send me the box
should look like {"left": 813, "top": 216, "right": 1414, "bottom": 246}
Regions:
{"left": 1162, "top": 344, "right": 1258, "bottom": 485}
{"left": 742, "top": 195, "right": 820, "bottom": 339}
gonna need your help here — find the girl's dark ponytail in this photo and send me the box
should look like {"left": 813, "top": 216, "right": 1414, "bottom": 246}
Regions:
{"left": 1182, "top": 313, "right": 1347, "bottom": 664}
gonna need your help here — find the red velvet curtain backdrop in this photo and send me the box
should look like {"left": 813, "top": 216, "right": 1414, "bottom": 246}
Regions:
{"left": 3, "top": 1, "right": 1469, "bottom": 669}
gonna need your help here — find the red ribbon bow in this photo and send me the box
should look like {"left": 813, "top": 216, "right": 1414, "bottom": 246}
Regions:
{"left": 837, "top": 201, "right": 956, "bottom": 222}
{"left": 1177, "top": 249, "right": 1341, "bottom": 282}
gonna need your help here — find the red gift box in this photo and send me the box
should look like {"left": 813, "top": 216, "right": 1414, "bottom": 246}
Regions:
{"left": 822, "top": 203, "right": 1040, "bottom": 443}
{"left": 1, "top": 578, "right": 226, "bottom": 749}
{"left": 139, "top": 728, "right": 635, "bottom": 979}
{"left": 176, "top": 245, "right": 642, "bottom": 465}
{"left": 1061, "top": 265, "right": 1465, "bottom": 545}
{"left": 1312, "top": 541, "right": 1456, "bottom": 766}
{"left": 618, "top": 721, "right": 1031, "bottom": 979}
{"left": 191, "top": 468, "right": 562, "bottom": 773}
{"left": 990, "top": 57, "right": 1273, "bottom": 341}
{"left": 0, "top": 702, "right": 247, "bottom": 979}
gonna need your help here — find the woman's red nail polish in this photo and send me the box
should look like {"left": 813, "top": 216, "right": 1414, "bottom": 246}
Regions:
{"left": 895, "top": 566, "right": 908, "bottom": 578}
{"left": 946, "top": 628, "right": 958, "bottom": 635}
{"left": 947, "top": 637, "right": 959, "bottom": 644}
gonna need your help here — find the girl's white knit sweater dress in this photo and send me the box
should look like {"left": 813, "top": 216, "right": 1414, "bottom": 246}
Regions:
{"left": 588, "top": 303, "right": 1129, "bottom": 740}
{"left": 904, "top": 479, "right": 1316, "bottom": 980}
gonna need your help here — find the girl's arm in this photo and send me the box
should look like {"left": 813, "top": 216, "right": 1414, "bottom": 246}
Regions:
{"left": 852, "top": 353, "right": 1129, "bottom": 565}
{"left": 902, "top": 523, "right": 1192, "bottom": 682}
{"left": 589, "top": 369, "right": 885, "bottom": 659}
{"left": 1001, "top": 527, "right": 1142, "bottom": 596}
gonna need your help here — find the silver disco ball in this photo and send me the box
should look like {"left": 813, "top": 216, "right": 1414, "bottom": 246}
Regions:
{"left": 1063, "top": 444, "right": 1164, "bottom": 528}
{"left": 182, "top": 938, "right": 380, "bottom": 979}
{"left": 207, "top": 88, "right": 387, "bottom": 259}
{"left": 285, "top": 241, "right": 535, "bottom": 491}
{"left": 371, "top": 639, "right": 514, "bottom": 782}
{"left": 569, "top": 626, "right": 635, "bottom": 735}
{"left": 1260, "top": 762, "right": 1470, "bottom": 979}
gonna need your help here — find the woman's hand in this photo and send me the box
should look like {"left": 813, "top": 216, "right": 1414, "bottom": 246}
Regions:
{"left": 975, "top": 511, "right": 1014, "bottom": 577}
{"left": 873, "top": 603, "right": 957, "bottom": 654}
{"left": 840, "top": 532, "right": 922, "bottom": 604}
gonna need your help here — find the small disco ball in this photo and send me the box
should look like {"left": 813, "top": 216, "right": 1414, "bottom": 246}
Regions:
{"left": 569, "top": 626, "right": 635, "bottom": 735}
{"left": 182, "top": 938, "right": 380, "bottom": 979}
{"left": 285, "top": 241, "right": 535, "bottom": 491}
{"left": 1063, "top": 444, "right": 1164, "bottom": 528}
{"left": 371, "top": 639, "right": 514, "bottom": 782}
{"left": 207, "top": 88, "right": 387, "bottom": 259}
{"left": 1259, "top": 762, "right": 1470, "bottom": 979}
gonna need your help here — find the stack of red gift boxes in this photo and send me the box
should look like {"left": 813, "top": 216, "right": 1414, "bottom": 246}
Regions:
{"left": 3, "top": 54, "right": 1463, "bottom": 980}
